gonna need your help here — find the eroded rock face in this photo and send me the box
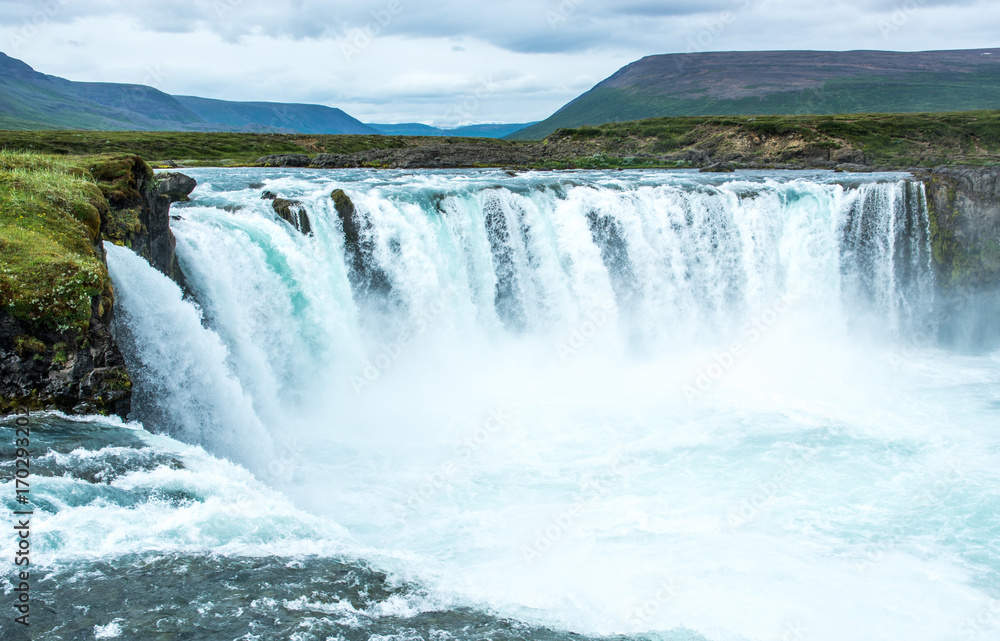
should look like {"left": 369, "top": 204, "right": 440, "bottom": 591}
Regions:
{"left": 100, "top": 159, "right": 191, "bottom": 287}
{"left": 921, "top": 166, "right": 1000, "bottom": 348}
{"left": 261, "top": 192, "right": 312, "bottom": 235}
{"left": 256, "top": 154, "right": 311, "bottom": 168}
{"left": 0, "top": 305, "right": 131, "bottom": 418}
{"left": 156, "top": 172, "right": 197, "bottom": 202}
{"left": 1, "top": 159, "right": 197, "bottom": 418}
{"left": 923, "top": 166, "right": 1000, "bottom": 288}
{"left": 331, "top": 189, "right": 391, "bottom": 295}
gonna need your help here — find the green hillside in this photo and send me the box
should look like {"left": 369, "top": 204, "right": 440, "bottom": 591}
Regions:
{"left": 510, "top": 49, "right": 1000, "bottom": 140}
{"left": 0, "top": 52, "right": 374, "bottom": 135}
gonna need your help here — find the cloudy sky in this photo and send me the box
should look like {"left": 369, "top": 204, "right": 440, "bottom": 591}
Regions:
{"left": 1, "top": 0, "right": 996, "bottom": 126}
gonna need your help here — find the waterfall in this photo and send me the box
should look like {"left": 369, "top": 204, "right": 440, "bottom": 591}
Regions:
{"left": 106, "top": 170, "right": 939, "bottom": 459}
{"left": 100, "top": 168, "right": 992, "bottom": 641}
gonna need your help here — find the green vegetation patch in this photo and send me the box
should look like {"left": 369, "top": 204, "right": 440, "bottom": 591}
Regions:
{"left": 103, "top": 367, "right": 133, "bottom": 391}
{"left": 548, "top": 111, "right": 1000, "bottom": 167}
{"left": 13, "top": 334, "right": 45, "bottom": 358}
{"left": 0, "top": 131, "right": 414, "bottom": 167}
{"left": 87, "top": 154, "right": 152, "bottom": 207}
{"left": 0, "top": 150, "right": 110, "bottom": 330}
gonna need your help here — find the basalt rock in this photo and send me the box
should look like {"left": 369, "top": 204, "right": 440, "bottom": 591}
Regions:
{"left": 332, "top": 189, "right": 361, "bottom": 250}
{"left": 156, "top": 172, "right": 197, "bottom": 202}
{"left": 1, "top": 157, "right": 198, "bottom": 418}
{"left": 0, "top": 303, "right": 131, "bottom": 418}
{"left": 920, "top": 166, "right": 1000, "bottom": 347}
{"left": 270, "top": 197, "right": 313, "bottom": 235}
{"left": 96, "top": 156, "right": 189, "bottom": 287}
{"left": 256, "top": 154, "right": 311, "bottom": 168}
{"left": 331, "top": 189, "right": 391, "bottom": 295}
{"left": 261, "top": 191, "right": 312, "bottom": 235}
{"left": 699, "top": 162, "right": 736, "bottom": 173}
{"left": 921, "top": 166, "right": 1000, "bottom": 289}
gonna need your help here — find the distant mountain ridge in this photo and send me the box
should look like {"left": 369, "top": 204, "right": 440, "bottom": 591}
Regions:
{"left": 509, "top": 49, "right": 1000, "bottom": 139}
{"left": 368, "top": 122, "right": 536, "bottom": 138}
{"left": 0, "top": 52, "right": 367, "bottom": 135}
{"left": 174, "top": 96, "right": 376, "bottom": 135}
{"left": 0, "top": 52, "right": 528, "bottom": 138}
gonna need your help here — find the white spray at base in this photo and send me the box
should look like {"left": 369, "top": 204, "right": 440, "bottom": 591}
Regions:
{"left": 103, "top": 169, "right": 1000, "bottom": 641}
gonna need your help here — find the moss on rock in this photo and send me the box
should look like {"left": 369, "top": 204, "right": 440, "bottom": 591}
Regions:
{"left": 13, "top": 334, "right": 45, "bottom": 358}
{"left": 86, "top": 155, "right": 154, "bottom": 208}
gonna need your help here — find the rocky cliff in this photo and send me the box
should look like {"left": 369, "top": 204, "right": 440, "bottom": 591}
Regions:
{"left": 923, "top": 167, "right": 1000, "bottom": 287}
{"left": 919, "top": 167, "right": 1000, "bottom": 348}
{"left": 922, "top": 166, "right": 1000, "bottom": 346}
{"left": 0, "top": 154, "right": 193, "bottom": 418}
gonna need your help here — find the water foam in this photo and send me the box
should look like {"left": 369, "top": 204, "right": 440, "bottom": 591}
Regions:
{"left": 97, "top": 168, "right": 999, "bottom": 641}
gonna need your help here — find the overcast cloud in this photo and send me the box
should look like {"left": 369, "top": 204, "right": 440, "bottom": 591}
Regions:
{"left": 1, "top": 0, "right": 996, "bottom": 125}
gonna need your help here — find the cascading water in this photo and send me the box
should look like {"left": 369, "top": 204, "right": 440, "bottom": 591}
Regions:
{"left": 5, "top": 169, "right": 998, "bottom": 641}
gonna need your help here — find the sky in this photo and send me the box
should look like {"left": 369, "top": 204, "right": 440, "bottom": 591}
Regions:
{"left": 0, "top": 0, "right": 997, "bottom": 126}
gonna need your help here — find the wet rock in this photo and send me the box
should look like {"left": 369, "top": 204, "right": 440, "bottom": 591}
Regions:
{"left": 1, "top": 297, "right": 131, "bottom": 419}
{"left": 331, "top": 189, "right": 391, "bottom": 295}
{"left": 98, "top": 156, "right": 186, "bottom": 287}
{"left": 270, "top": 197, "right": 313, "bottom": 235}
{"left": 155, "top": 172, "right": 197, "bottom": 202}
{"left": 332, "top": 189, "right": 360, "bottom": 250}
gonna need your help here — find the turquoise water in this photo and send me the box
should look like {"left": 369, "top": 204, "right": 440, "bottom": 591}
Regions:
{"left": 3, "top": 169, "right": 998, "bottom": 641}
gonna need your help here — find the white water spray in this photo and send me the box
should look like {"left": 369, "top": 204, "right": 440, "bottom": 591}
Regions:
{"left": 103, "top": 169, "right": 1000, "bottom": 641}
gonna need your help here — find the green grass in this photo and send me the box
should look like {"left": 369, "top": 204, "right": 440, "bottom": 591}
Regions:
{"left": 0, "top": 151, "right": 111, "bottom": 330}
{"left": 0, "top": 130, "right": 421, "bottom": 166}
{"left": 547, "top": 111, "right": 1000, "bottom": 167}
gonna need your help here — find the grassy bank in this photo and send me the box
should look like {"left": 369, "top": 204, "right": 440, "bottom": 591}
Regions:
{"left": 549, "top": 110, "right": 1000, "bottom": 168}
{"left": 3, "top": 110, "right": 998, "bottom": 169}
{"left": 0, "top": 130, "right": 451, "bottom": 167}
{"left": 0, "top": 151, "right": 112, "bottom": 330}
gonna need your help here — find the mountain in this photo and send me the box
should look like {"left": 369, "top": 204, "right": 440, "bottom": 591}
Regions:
{"left": 0, "top": 52, "right": 206, "bottom": 130}
{"left": 368, "top": 122, "right": 535, "bottom": 138}
{"left": 0, "top": 52, "right": 374, "bottom": 134}
{"left": 508, "top": 49, "right": 1000, "bottom": 140}
{"left": 175, "top": 96, "right": 377, "bottom": 135}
